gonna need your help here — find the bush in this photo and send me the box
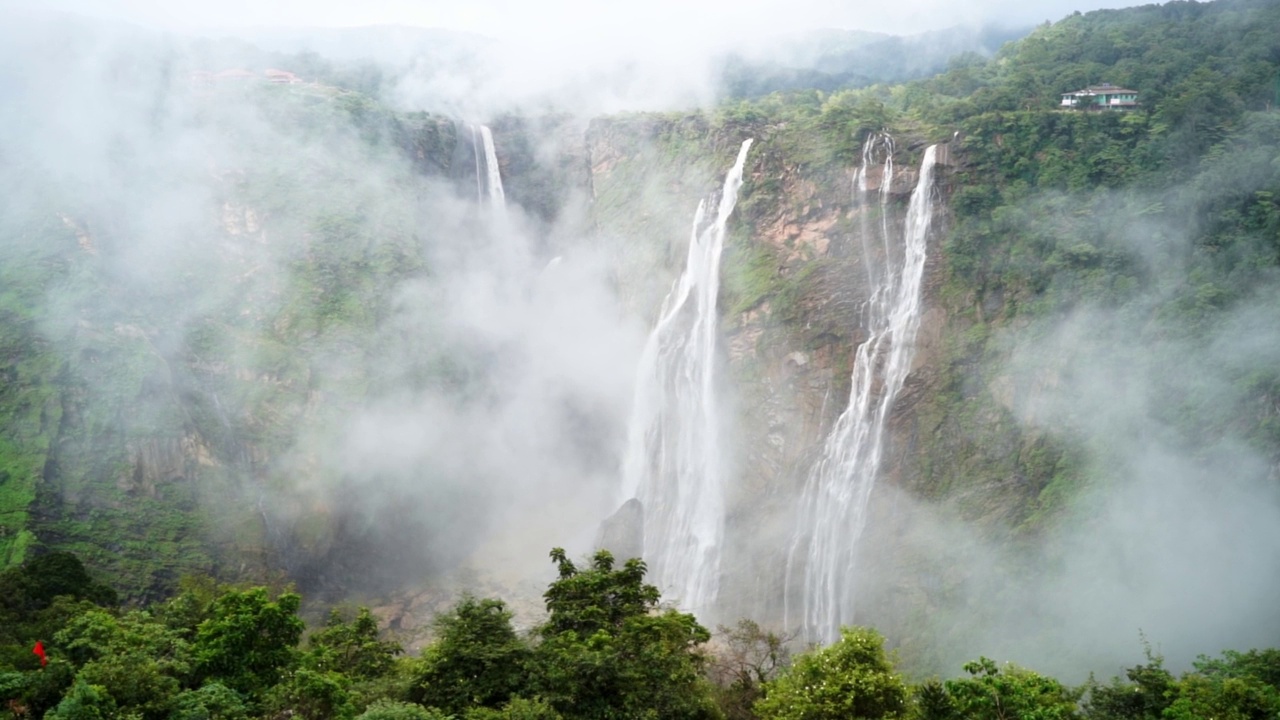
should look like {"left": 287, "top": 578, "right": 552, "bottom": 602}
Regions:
{"left": 357, "top": 700, "right": 454, "bottom": 720}
{"left": 755, "top": 627, "right": 906, "bottom": 720}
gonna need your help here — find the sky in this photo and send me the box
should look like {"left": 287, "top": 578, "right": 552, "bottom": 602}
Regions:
{"left": 19, "top": 0, "right": 1151, "bottom": 40}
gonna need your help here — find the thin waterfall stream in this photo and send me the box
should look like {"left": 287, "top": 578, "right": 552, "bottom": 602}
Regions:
{"left": 479, "top": 125, "right": 505, "bottom": 209}
{"left": 786, "top": 141, "right": 939, "bottom": 643}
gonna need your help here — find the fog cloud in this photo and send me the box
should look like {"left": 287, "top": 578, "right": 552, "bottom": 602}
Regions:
{"left": 20, "top": 0, "right": 1145, "bottom": 38}
{"left": 0, "top": 11, "right": 646, "bottom": 608}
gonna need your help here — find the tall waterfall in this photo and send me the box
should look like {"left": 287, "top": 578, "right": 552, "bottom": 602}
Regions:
{"left": 470, "top": 124, "right": 506, "bottom": 209}
{"left": 620, "top": 139, "right": 754, "bottom": 614}
{"left": 786, "top": 141, "right": 939, "bottom": 644}
{"left": 854, "top": 134, "right": 895, "bottom": 289}
{"left": 470, "top": 126, "right": 483, "bottom": 203}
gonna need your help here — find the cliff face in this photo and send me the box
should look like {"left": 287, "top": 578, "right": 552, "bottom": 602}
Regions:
{"left": 391, "top": 101, "right": 1280, "bottom": 671}
{"left": 581, "top": 115, "right": 960, "bottom": 632}
{"left": 8, "top": 104, "right": 959, "bottom": 627}
{"left": 0, "top": 79, "right": 1039, "bottom": 651}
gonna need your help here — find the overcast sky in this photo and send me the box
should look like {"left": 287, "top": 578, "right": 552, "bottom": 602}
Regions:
{"left": 16, "top": 0, "right": 1153, "bottom": 40}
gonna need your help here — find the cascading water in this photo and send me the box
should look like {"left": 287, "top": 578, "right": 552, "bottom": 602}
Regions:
{"left": 469, "top": 124, "right": 506, "bottom": 209}
{"left": 620, "top": 139, "right": 754, "bottom": 614}
{"left": 470, "top": 125, "right": 483, "bottom": 203}
{"left": 479, "top": 125, "right": 505, "bottom": 209}
{"left": 854, "top": 133, "right": 894, "bottom": 289}
{"left": 786, "top": 141, "right": 939, "bottom": 644}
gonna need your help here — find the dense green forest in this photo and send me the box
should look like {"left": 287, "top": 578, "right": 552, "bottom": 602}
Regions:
{"left": 1, "top": 550, "right": 1277, "bottom": 719}
{"left": 706, "top": 0, "right": 1280, "bottom": 542}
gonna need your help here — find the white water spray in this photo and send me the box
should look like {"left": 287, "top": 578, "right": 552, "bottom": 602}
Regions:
{"left": 621, "top": 139, "right": 754, "bottom": 614}
{"left": 786, "top": 142, "right": 938, "bottom": 644}
{"left": 470, "top": 125, "right": 483, "bottom": 204}
{"left": 854, "top": 133, "right": 895, "bottom": 289}
{"left": 479, "top": 125, "right": 505, "bottom": 209}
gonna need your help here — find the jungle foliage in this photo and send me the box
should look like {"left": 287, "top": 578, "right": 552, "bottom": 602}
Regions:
{"left": 2, "top": 550, "right": 1278, "bottom": 720}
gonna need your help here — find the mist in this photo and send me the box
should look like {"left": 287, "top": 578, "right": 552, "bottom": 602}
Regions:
{"left": 10, "top": 0, "right": 1149, "bottom": 119}
{"left": 0, "top": 11, "right": 646, "bottom": 610}
{"left": 855, "top": 170, "right": 1280, "bottom": 678}
{"left": 993, "top": 288, "right": 1280, "bottom": 675}
{"left": 5, "top": 0, "right": 1275, "bottom": 686}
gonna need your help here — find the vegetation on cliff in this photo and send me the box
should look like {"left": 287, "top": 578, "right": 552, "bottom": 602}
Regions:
{"left": 579, "top": 0, "right": 1280, "bottom": 676}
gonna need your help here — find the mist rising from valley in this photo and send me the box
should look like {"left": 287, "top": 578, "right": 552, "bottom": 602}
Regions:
{"left": 3, "top": 0, "right": 1279, "bottom": 684}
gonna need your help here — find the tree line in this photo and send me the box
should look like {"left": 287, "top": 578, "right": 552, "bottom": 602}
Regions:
{"left": 1, "top": 550, "right": 1277, "bottom": 719}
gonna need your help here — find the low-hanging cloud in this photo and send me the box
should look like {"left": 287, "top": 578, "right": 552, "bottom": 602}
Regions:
{"left": 0, "top": 12, "right": 646, "bottom": 606}
{"left": 864, "top": 181, "right": 1280, "bottom": 678}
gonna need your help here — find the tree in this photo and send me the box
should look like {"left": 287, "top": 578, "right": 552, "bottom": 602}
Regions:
{"left": 943, "top": 657, "right": 1080, "bottom": 720}
{"left": 1163, "top": 674, "right": 1280, "bottom": 720}
{"left": 709, "top": 620, "right": 793, "bottom": 720}
{"left": 540, "top": 548, "right": 658, "bottom": 637}
{"left": 156, "top": 575, "right": 225, "bottom": 642}
{"left": 464, "top": 697, "right": 563, "bottom": 719}
{"left": 191, "top": 587, "right": 304, "bottom": 699}
{"left": 1083, "top": 647, "right": 1175, "bottom": 720}
{"left": 408, "top": 596, "right": 530, "bottom": 715}
{"left": 0, "top": 552, "right": 117, "bottom": 616}
{"left": 530, "top": 549, "right": 721, "bottom": 720}
{"left": 170, "top": 682, "right": 250, "bottom": 720}
{"left": 357, "top": 700, "right": 453, "bottom": 720}
{"left": 53, "top": 609, "right": 192, "bottom": 720}
{"left": 12, "top": 656, "right": 76, "bottom": 717}
{"left": 755, "top": 626, "right": 906, "bottom": 720}
{"left": 56, "top": 609, "right": 191, "bottom": 674}
{"left": 911, "top": 679, "right": 957, "bottom": 720}
{"left": 1161, "top": 648, "right": 1280, "bottom": 720}
{"left": 1193, "top": 648, "right": 1280, "bottom": 691}
{"left": 264, "top": 667, "right": 357, "bottom": 720}
{"left": 73, "top": 656, "right": 182, "bottom": 720}
{"left": 307, "top": 607, "right": 403, "bottom": 680}
{"left": 43, "top": 680, "right": 116, "bottom": 720}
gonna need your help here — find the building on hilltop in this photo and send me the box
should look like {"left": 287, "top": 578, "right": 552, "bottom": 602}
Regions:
{"left": 1061, "top": 83, "right": 1139, "bottom": 109}
{"left": 264, "top": 69, "right": 303, "bottom": 84}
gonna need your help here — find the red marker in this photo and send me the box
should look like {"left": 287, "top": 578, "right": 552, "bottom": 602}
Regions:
{"left": 32, "top": 641, "right": 47, "bottom": 667}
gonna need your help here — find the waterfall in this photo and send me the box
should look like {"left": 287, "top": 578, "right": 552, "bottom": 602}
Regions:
{"left": 470, "top": 125, "right": 483, "bottom": 204}
{"left": 786, "top": 142, "right": 939, "bottom": 644}
{"left": 620, "top": 139, "right": 754, "bottom": 614}
{"left": 479, "top": 125, "right": 505, "bottom": 209}
{"left": 854, "top": 133, "right": 894, "bottom": 288}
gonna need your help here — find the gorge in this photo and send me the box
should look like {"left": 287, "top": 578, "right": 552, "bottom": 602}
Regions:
{"left": 2, "top": 0, "right": 1280, "bottom": 687}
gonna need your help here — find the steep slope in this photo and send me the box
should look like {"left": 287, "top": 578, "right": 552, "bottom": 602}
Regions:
{"left": 587, "top": 0, "right": 1280, "bottom": 674}
{"left": 854, "top": 0, "right": 1280, "bottom": 674}
{"left": 584, "top": 103, "right": 957, "bottom": 633}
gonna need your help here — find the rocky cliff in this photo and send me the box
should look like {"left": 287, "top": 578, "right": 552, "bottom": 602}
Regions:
{"left": 579, "top": 112, "right": 963, "bottom": 639}
{"left": 0, "top": 80, "right": 965, "bottom": 629}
